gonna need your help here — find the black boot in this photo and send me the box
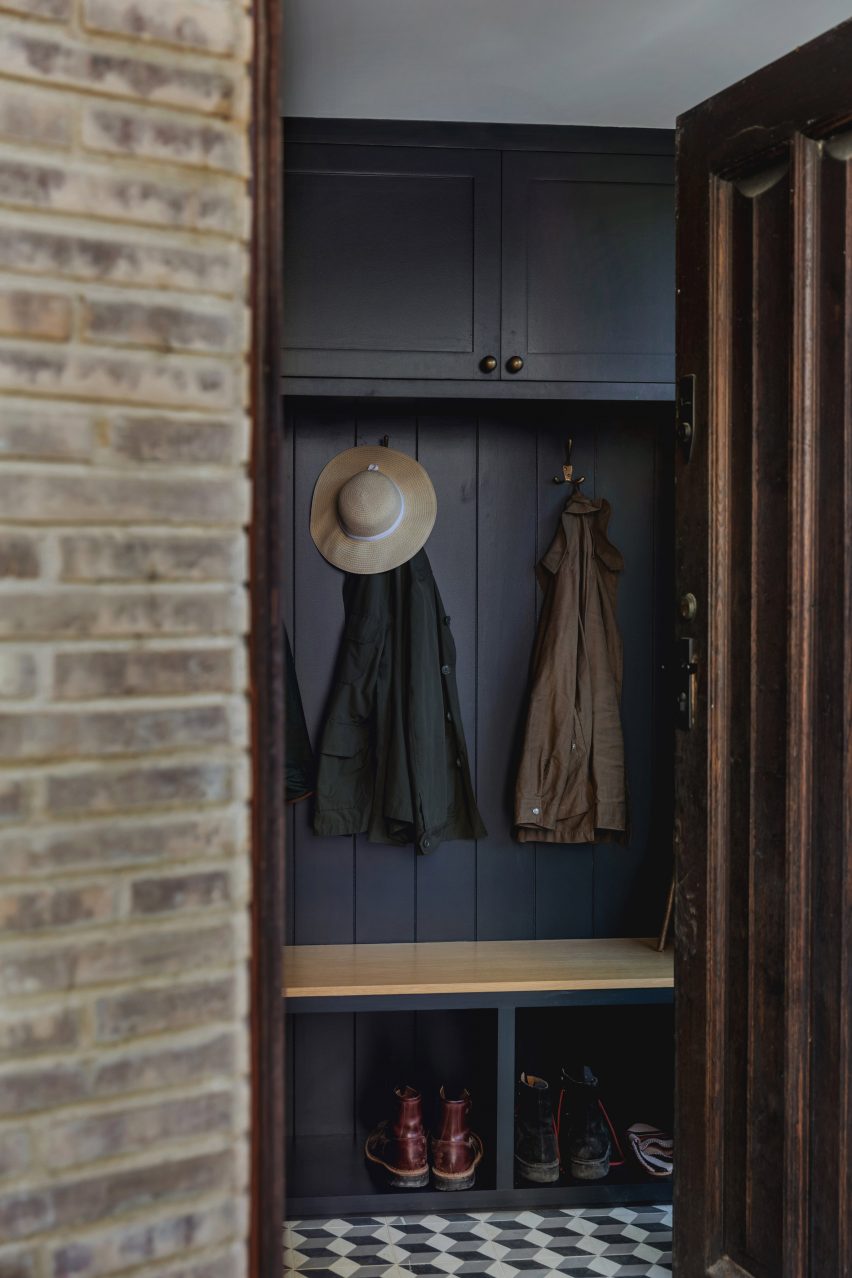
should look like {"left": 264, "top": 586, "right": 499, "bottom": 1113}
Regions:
{"left": 559, "top": 1066, "right": 611, "bottom": 1180}
{"left": 515, "top": 1073, "right": 560, "bottom": 1184}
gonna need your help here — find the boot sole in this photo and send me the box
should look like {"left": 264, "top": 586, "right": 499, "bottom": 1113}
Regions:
{"left": 431, "top": 1133, "right": 484, "bottom": 1191}
{"left": 515, "top": 1156, "right": 561, "bottom": 1184}
{"left": 569, "top": 1157, "right": 610, "bottom": 1180}
{"left": 364, "top": 1139, "right": 429, "bottom": 1189}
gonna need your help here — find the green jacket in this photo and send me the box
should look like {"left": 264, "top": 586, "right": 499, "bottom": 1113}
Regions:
{"left": 313, "top": 549, "right": 486, "bottom": 853}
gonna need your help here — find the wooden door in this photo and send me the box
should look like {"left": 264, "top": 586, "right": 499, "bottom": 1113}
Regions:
{"left": 282, "top": 144, "right": 500, "bottom": 380}
{"left": 501, "top": 148, "right": 674, "bottom": 384}
{"left": 675, "top": 19, "right": 852, "bottom": 1278}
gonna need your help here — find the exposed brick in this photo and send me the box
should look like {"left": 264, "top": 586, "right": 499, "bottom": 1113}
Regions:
{"left": 83, "top": 0, "right": 240, "bottom": 56}
{"left": 48, "top": 1197, "right": 240, "bottom": 1278}
{"left": 93, "top": 1029, "right": 236, "bottom": 1097}
{"left": 0, "top": 157, "right": 244, "bottom": 234}
{"left": 131, "top": 869, "right": 230, "bottom": 916}
{"left": 55, "top": 647, "right": 235, "bottom": 699}
{"left": 0, "top": 30, "right": 236, "bottom": 117}
{"left": 0, "top": 1063, "right": 89, "bottom": 1117}
{"left": 0, "top": 408, "right": 93, "bottom": 461}
{"left": 0, "top": 1006, "right": 81, "bottom": 1059}
{"left": 0, "top": 1245, "right": 37, "bottom": 1278}
{"left": 109, "top": 413, "right": 244, "bottom": 463}
{"left": 0, "top": 0, "right": 70, "bottom": 18}
{"left": 0, "top": 287, "right": 71, "bottom": 340}
{"left": 0, "top": 651, "right": 38, "bottom": 698}
{"left": 95, "top": 976, "right": 235, "bottom": 1042}
{"left": 0, "top": 778, "right": 30, "bottom": 825}
{"left": 51, "top": 1150, "right": 235, "bottom": 1231}
{"left": 46, "top": 757, "right": 235, "bottom": 817}
{"left": 60, "top": 531, "right": 243, "bottom": 583}
{"left": 0, "top": 1129, "right": 31, "bottom": 1181}
{"left": 0, "top": 534, "right": 39, "bottom": 578}
{"left": 0, "top": 922, "right": 236, "bottom": 997}
{"left": 46, "top": 1090, "right": 233, "bottom": 1169}
{"left": 0, "top": 1150, "right": 234, "bottom": 1241}
{"left": 0, "top": 703, "right": 231, "bottom": 762}
{"left": 83, "top": 298, "right": 235, "bottom": 353}
{"left": 0, "top": 346, "right": 235, "bottom": 410}
{"left": 0, "top": 809, "right": 244, "bottom": 876}
{"left": 0, "top": 883, "right": 116, "bottom": 933}
{"left": 83, "top": 104, "right": 246, "bottom": 174}
{"left": 0, "top": 85, "right": 70, "bottom": 148}
{"left": 136, "top": 1251, "right": 242, "bottom": 1278}
{"left": 0, "top": 1190, "right": 53, "bottom": 1244}
{"left": 0, "top": 471, "right": 245, "bottom": 528}
{"left": 0, "top": 588, "right": 245, "bottom": 639}
{"left": 0, "top": 224, "right": 238, "bottom": 293}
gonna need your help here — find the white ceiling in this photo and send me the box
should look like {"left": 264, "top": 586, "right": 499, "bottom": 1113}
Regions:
{"left": 281, "top": 0, "right": 852, "bottom": 128}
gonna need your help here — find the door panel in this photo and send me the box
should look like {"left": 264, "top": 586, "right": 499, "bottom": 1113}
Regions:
{"left": 675, "top": 21, "right": 852, "bottom": 1278}
{"left": 502, "top": 151, "right": 674, "bottom": 383}
{"left": 283, "top": 144, "right": 500, "bottom": 379}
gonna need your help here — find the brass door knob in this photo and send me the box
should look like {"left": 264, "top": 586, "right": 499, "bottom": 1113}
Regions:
{"left": 506, "top": 355, "right": 524, "bottom": 374}
{"left": 479, "top": 355, "right": 497, "bottom": 373}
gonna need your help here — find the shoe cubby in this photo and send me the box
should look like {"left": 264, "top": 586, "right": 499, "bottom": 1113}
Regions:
{"left": 286, "top": 1007, "right": 498, "bottom": 1209}
{"left": 513, "top": 1003, "right": 674, "bottom": 1192}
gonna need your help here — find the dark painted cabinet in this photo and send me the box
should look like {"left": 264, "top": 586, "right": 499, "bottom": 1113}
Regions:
{"left": 501, "top": 152, "right": 675, "bottom": 383}
{"left": 283, "top": 125, "right": 675, "bottom": 391}
{"left": 283, "top": 143, "right": 500, "bottom": 379}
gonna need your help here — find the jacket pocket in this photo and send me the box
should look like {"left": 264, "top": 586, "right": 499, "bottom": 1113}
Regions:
{"left": 322, "top": 718, "right": 368, "bottom": 759}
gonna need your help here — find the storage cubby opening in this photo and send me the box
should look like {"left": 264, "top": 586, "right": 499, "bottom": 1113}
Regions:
{"left": 287, "top": 1009, "right": 498, "bottom": 1202}
{"left": 514, "top": 1004, "right": 674, "bottom": 1191}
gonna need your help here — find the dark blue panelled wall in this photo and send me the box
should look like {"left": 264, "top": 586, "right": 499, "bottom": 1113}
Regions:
{"left": 284, "top": 398, "right": 673, "bottom": 1141}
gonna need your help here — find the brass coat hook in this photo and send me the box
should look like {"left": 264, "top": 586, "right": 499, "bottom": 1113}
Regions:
{"left": 553, "top": 438, "right": 586, "bottom": 490}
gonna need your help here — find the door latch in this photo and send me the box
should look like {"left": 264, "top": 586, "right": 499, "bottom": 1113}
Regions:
{"left": 677, "top": 374, "right": 696, "bottom": 462}
{"left": 676, "top": 637, "right": 698, "bottom": 731}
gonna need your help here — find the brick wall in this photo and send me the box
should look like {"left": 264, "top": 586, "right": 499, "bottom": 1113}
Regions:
{"left": 0, "top": 2, "right": 254, "bottom": 1275}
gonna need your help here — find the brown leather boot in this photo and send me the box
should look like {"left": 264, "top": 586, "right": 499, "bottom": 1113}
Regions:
{"left": 430, "top": 1086, "right": 484, "bottom": 1190}
{"left": 364, "top": 1085, "right": 429, "bottom": 1188}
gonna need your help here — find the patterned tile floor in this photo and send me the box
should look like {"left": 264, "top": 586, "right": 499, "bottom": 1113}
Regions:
{"left": 284, "top": 1206, "right": 673, "bottom": 1278}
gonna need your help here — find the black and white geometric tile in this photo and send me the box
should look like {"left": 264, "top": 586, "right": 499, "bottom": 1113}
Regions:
{"left": 284, "top": 1207, "right": 672, "bottom": 1278}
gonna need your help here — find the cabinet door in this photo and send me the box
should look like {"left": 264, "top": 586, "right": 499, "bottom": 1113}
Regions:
{"left": 283, "top": 144, "right": 500, "bottom": 380}
{"left": 501, "top": 151, "right": 674, "bottom": 383}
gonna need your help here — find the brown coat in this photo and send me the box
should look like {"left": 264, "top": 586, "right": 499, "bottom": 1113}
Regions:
{"left": 514, "top": 493, "right": 628, "bottom": 844}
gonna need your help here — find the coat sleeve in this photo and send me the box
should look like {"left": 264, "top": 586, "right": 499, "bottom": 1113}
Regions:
{"left": 514, "top": 520, "right": 585, "bottom": 838}
{"left": 313, "top": 577, "right": 386, "bottom": 838}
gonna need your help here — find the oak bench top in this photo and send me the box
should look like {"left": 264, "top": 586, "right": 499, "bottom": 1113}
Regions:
{"left": 283, "top": 936, "right": 673, "bottom": 998}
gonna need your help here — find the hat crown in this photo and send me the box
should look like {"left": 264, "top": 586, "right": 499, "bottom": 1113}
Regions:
{"left": 337, "top": 467, "right": 403, "bottom": 539}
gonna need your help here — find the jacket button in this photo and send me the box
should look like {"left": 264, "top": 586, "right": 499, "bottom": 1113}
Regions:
{"left": 532, "top": 807, "right": 540, "bottom": 815}
{"left": 421, "top": 837, "right": 431, "bottom": 850}
{"left": 456, "top": 756, "right": 462, "bottom": 768}
{"left": 441, "top": 664, "right": 450, "bottom": 675}
{"left": 446, "top": 711, "right": 452, "bottom": 722}
{"left": 444, "top": 615, "right": 451, "bottom": 625}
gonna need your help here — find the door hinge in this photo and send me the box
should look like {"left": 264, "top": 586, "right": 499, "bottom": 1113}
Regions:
{"left": 676, "top": 374, "right": 696, "bottom": 462}
{"left": 676, "top": 636, "right": 699, "bottom": 731}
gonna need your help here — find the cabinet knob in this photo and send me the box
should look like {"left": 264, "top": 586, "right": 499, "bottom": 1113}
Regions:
{"left": 506, "top": 355, "right": 524, "bottom": 374}
{"left": 479, "top": 355, "right": 497, "bottom": 373}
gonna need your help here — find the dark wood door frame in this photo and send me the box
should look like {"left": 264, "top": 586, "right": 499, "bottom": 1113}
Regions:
{"left": 249, "top": 0, "right": 286, "bottom": 1273}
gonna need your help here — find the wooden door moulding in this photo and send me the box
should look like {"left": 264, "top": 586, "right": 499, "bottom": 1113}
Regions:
{"left": 248, "top": 0, "right": 286, "bottom": 1273}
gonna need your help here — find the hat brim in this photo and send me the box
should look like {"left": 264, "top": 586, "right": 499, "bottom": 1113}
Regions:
{"left": 310, "top": 445, "right": 437, "bottom": 574}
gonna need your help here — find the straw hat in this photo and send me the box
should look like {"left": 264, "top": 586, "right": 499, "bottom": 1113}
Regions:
{"left": 310, "top": 445, "right": 437, "bottom": 574}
